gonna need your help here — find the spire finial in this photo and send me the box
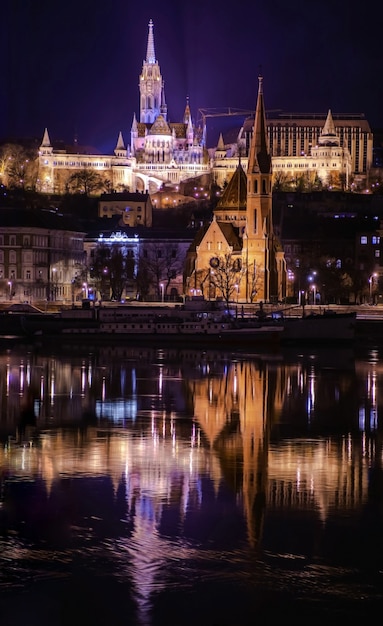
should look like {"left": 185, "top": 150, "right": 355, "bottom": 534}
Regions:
{"left": 258, "top": 67, "right": 263, "bottom": 94}
{"left": 146, "top": 19, "right": 156, "bottom": 64}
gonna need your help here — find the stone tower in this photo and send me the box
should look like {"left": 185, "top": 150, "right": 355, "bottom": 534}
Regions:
{"left": 139, "top": 20, "right": 163, "bottom": 123}
{"left": 244, "top": 75, "right": 285, "bottom": 302}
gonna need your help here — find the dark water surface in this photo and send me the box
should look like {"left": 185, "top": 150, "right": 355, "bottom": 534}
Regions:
{"left": 0, "top": 340, "right": 382, "bottom": 625}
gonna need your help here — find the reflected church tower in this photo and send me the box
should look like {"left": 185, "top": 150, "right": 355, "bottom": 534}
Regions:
{"left": 191, "top": 359, "right": 285, "bottom": 547}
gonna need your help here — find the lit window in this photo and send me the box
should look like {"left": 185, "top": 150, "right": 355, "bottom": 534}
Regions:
{"left": 360, "top": 236, "right": 367, "bottom": 244}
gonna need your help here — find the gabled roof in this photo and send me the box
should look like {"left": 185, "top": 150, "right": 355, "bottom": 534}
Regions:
{"left": 217, "top": 222, "right": 243, "bottom": 251}
{"left": 136, "top": 121, "right": 187, "bottom": 139}
{"left": 188, "top": 219, "right": 242, "bottom": 253}
{"left": 148, "top": 114, "right": 171, "bottom": 135}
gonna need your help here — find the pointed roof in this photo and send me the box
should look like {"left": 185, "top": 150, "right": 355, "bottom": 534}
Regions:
{"left": 41, "top": 127, "right": 51, "bottom": 147}
{"left": 115, "top": 131, "right": 125, "bottom": 151}
{"left": 217, "top": 133, "right": 225, "bottom": 151}
{"left": 146, "top": 19, "right": 156, "bottom": 64}
{"left": 131, "top": 113, "right": 138, "bottom": 132}
{"left": 215, "top": 163, "right": 247, "bottom": 211}
{"left": 149, "top": 114, "right": 171, "bottom": 135}
{"left": 319, "top": 109, "right": 339, "bottom": 146}
{"left": 248, "top": 75, "right": 271, "bottom": 174}
{"left": 183, "top": 97, "right": 191, "bottom": 124}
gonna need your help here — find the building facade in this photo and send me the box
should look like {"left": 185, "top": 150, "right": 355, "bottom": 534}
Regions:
{"left": 0, "top": 207, "right": 86, "bottom": 305}
{"left": 35, "top": 20, "right": 371, "bottom": 199}
{"left": 84, "top": 221, "right": 196, "bottom": 302}
{"left": 211, "top": 111, "right": 371, "bottom": 191}
{"left": 98, "top": 191, "right": 153, "bottom": 227}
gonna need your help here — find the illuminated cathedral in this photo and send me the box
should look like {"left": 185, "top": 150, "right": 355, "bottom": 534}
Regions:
{"left": 37, "top": 20, "right": 209, "bottom": 195}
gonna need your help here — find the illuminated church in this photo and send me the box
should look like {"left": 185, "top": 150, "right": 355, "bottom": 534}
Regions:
{"left": 37, "top": 20, "right": 209, "bottom": 195}
{"left": 185, "top": 76, "right": 287, "bottom": 303}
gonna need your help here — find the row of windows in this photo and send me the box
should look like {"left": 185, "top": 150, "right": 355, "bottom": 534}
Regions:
{"left": 0, "top": 236, "right": 49, "bottom": 247}
{"left": 274, "top": 161, "right": 343, "bottom": 169}
{"left": 360, "top": 236, "right": 381, "bottom": 245}
{"left": 0, "top": 269, "right": 38, "bottom": 280}
{"left": 52, "top": 161, "right": 108, "bottom": 168}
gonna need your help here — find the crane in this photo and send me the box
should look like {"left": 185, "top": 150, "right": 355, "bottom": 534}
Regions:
{"left": 197, "top": 107, "right": 254, "bottom": 128}
{"left": 197, "top": 107, "right": 282, "bottom": 128}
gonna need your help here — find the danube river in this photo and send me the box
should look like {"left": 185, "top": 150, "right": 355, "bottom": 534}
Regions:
{"left": 0, "top": 338, "right": 382, "bottom": 625}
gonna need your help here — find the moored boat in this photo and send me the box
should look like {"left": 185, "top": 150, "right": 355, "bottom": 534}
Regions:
{"left": 61, "top": 316, "right": 284, "bottom": 346}
{"left": 273, "top": 310, "right": 356, "bottom": 343}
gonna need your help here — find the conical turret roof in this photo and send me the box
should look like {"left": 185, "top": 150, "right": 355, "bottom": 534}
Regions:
{"left": 215, "top": 163, "right": 247, "bottom": 211}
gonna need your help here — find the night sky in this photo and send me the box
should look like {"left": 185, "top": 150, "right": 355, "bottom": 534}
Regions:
{"left": 2, "top": 0, "right": 383, "bottom": 152}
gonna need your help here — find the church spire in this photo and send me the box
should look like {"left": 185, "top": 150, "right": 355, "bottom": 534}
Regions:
{"left": 247, "top": 75, "right": 271, "bottom": 175}
{"left": 244, "top": 74, "right": 274, "bottom": 301}
{"left": 139, "top": 20, "right": 162, "bottom": 123}
{"left": 183, "top": 96, "right": 191, "bottom": 124}
{"left": 146, "top": 19, "right": 156, "bottom": 64}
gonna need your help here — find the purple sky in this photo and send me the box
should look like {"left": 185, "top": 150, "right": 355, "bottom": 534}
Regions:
{"left": 2, "top": 0, "right": 383, "bottom": 152}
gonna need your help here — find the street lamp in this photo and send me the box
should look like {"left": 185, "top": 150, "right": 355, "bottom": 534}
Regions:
{"left": 312, "top": 284, "right": 316, "bottom": 305}
{"left": 83, "top": 282, "right": 88, "bottom": 299}
{"left": 369, "top": 273, "right": 378, "bottom": 303}
{"left": 160, "top": 282, "right": 164, "bottom": 302}
{"left": 8, "top": 281, "right": 12, "bottom": 300}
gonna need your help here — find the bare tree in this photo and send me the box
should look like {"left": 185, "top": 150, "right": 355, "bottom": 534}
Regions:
{"left": 90, "top": 244, "right": 130, "bottom": 301}
{"left": 136, "top": 243, "right": 184, "bottom": 301}
{"left": 0, "top": 143, "right": 37, "bottom": 189}
{"left": 246, "top": 261, "right": 263, "bottom": 303}
{"left": 209, "top": 253, "right": 245, "bottom": 309}
{"left": 66, "top": 168, "right": 106, "bottom": 195}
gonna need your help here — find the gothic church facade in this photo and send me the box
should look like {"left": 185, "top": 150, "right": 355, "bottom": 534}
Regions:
{"left": 37, "top": 20, "right": 209, "bottom": 196}
{"left": 184, "top": 77, "right": 286, "bottom": 304}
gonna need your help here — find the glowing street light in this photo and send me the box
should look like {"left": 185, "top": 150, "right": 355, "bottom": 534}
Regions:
{"left": 312, "top": 284, "right": 316, "bottom": 304}
{"left": 369, "top": 272, "right": 378, "bottom": 302}
{"left": 160, "top": 282, "right": 164, "bottom": 302}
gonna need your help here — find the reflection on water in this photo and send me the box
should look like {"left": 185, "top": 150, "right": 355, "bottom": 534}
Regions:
{"left": 0, "top": 341, "right": 382, "bottom": 625}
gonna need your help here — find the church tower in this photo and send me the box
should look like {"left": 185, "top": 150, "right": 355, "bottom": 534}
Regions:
{"left": 139, "top": 20, "right": 163, "bottom": 123}
{"left": 244, "top": 75, "right": 285, "bottom": 302}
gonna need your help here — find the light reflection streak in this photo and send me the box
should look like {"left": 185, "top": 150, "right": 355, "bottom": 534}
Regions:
{"left": 6, "top": 363, "right": 10, "bottom": 396}
{"left": 19, "top": 363, "right": 24, "bottom": 393}
{"left": 158, "top": 367, "right": 163, "bottom": 395}
{"left": 50, "top": 374, "right": 55, "bottom": 406}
